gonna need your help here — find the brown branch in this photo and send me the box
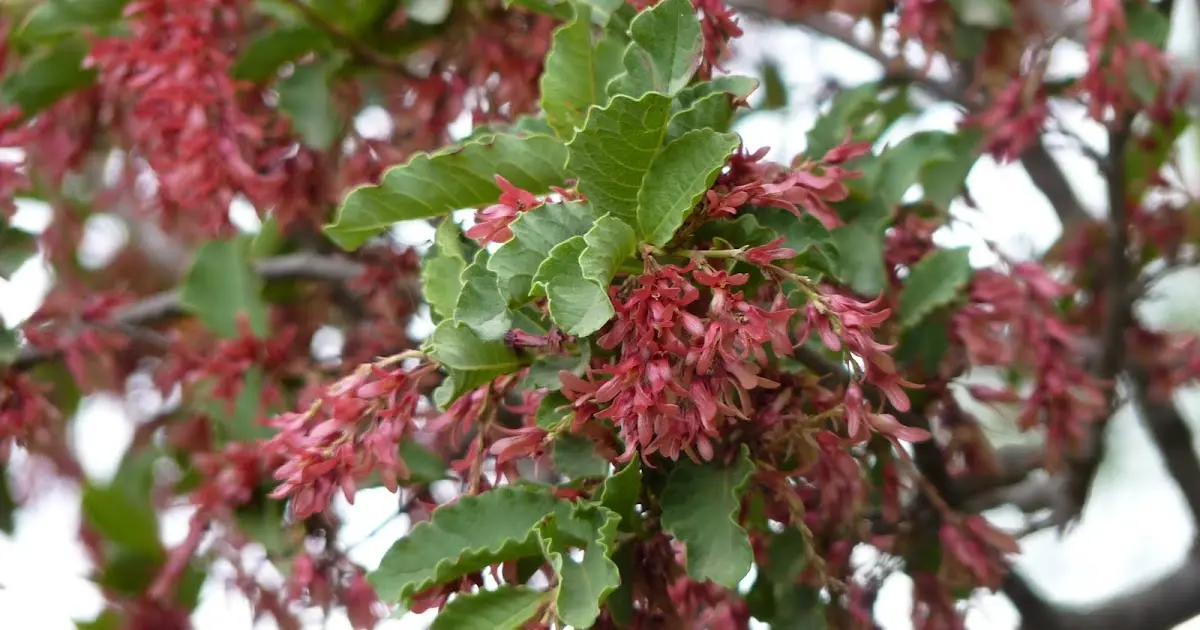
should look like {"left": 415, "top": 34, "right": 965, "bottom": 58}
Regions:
{"left": 1129, "top": 364, "right": 1200, "bottom": 546}
{"left": 12, "top": 252, "right": 366, "bottom": 369}
{"left": 1049, "top": 558, "right": 1200, "bottom": 630}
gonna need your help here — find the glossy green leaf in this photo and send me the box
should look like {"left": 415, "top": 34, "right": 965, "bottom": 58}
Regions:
{"left": 568, "top": 92, "right": 673, "bottom": 226}
{"left": 579, "top": 214, "right": 638, "bottom": 286}
{"left": 75, "top": 610, "right": 123, "bottom": 630}
{"left": 277, "top": 58, "right": 345, "bottom": 150}
{"left": 455, "top": 250, "right": 512, "bottom": 340}
{"left": 369, "top": 487, "right": 565, "bottom": 603}
{"left": 17, "top": 0, "right": 129, "bottom": 44}
{"left": 0, "top": 328, "right": 15, "bottom": 366}
{"left": 538, "top": 504, "right": 622, "bottom": 628}
{"left": 427, "top": 321, "right": 522, "bottom": 373}
{"left": 805, "top": 82, "right": 881, "bottom": 158}
{"left": 831, "top": 222, "right": 887, "bottom": 297}
{"left": 607, "top": 0, "right": 702, "bottom": 98}
{"left": 521, "top": 347, "right": 590, "bottom": 391}
{"left": 219, "top": 367, "right": 271, "bottom": 442}
{"left": 920, "top": 131, "right": 982, "bottom": 210}
{"left": 536, "top": 392, "right": 572, "bottom": 430}
{"left": 540, "top": 4, "right": 626, "bottom": 138}
{"left": 667, "top": 91, "right": 736, "bottom": 141}
{"left": 398, "top": 439, "right": 447, "bottom": 484}
{"left": 504, "top": 0, "right": 625, "bottom": 23}
{"left": 81, "top": 484, "right": 162, "bottom": 556}
{"left": 599, "top": 459, "right": 642, "bottom": 530}
{"left": 760, "top": 59, "right": 787, "bottom": 110}
{"left": 637, "top": 129, "right": 739, "bottom": 246}
{"left": 326, "top": 134, "right": 569, "bottom": 250}
{"left": 660, "top": 446, "right": 755, "bottom": 587}
{"left": 552, "top": 434, "right": 610, "bottom": 478}
{"left": 877, "top": 131, "right": 964, "bottom": 206}
{"left": 533, "top": 237, "right": 615, "bottom": 336}
{"left": 0, "top": 222, "right": 37, "bottom": 280}
{"left": 433, "top": 368, "right": 501, "bottom": 410}
{"left": 675, "top": 76, "right": 759, "bottom": 108}
{"left": 2, "top": 38, "right": 96, "bottom": 118}
{"left": 424, "top": 221, "right": 469, "bottom": 319}
{"left": 232, "top": 25, "right": 328, "bottom": 81}
{"left": 1126, "top": 1, "right": 1170, "bottom": 48}
{"left": 0, "top": 460, "right": 13, "bottom": 534}
{"left": 180, "top": 239, "right": 269, "bottom": 338}
{"left": 429, "top": 587, "right": 548, "bottom": 630}
{"left": 489, "top": 201, "right": 598, "bottom": 302}
{"left": 898, "top": 247, "right": 973, "bottom": 329}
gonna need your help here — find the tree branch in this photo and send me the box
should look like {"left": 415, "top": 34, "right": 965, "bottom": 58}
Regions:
{"left": 12, "top": 253, "right": 366, "bottom": 369}
{"left": 1129, "top": 364, "right": 1200, "bottom": 547}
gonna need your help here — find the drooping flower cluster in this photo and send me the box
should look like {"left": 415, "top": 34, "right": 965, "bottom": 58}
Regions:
{"left": 88, "top": 0, "right": 291, "bottom": 234}
{"left": 705, "top": 140, "right": 871, "bottom": 229}
{"left": 955, "top": 264, "right": 1107, "bottom": 467}
{"left": 562, "top": 260, "right": 794, "bottom": 461}
{"left": 268, "top": 357, "right": 437, "bottom": 519}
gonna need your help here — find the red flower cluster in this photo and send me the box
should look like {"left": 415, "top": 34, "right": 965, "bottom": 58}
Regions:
{"left": 562, "top": 261, "right": 794, "bottom": 461}
{"left": 88, "top": 0, "right": 290, "bottom": 233}
{"left": 955, "top": 265, "right": 1107, "bottom": 467}
{"left": 465, "top": 175, "right": 544, "bottom": 244}
{"left": 268, "top": 358, "right": 437, "bottom": 519}
{"left": 801, "top": 289, "right": 928, "bottom": 445}
{"left": 705, "top": 140, "right": 871, "bottom": 230}
{"left": 968, "top": 75, "right": 1048, "bottom": 163}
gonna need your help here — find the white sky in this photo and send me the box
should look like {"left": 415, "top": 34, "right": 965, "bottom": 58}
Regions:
{"left": 4, "top": 3, "right": 1200, "bottom": 629}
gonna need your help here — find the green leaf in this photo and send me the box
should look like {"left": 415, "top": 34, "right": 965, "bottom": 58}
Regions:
{"left": 277, "top": 58, "right": 345, "bottom": 150}
{"left": 540, "top": 4, "right": 626, "bottom": 138}
{"left": 877, "top": 131, "right": 962, "bottom": 207}
{"left": 659, "top": 446, "right": 755, "bottom": 587}
{"left": 2, "top": 38, "right": 96, "bottom": 118}
{"left": 568, "top": 92, "right": 673, "bottom": 226}
{"left": 806, "top": 82, "right": 881, "bottom": 158}
{"left": 427, "top": 321, "right": 522, "bottom": 373}
{"left": 434, "top": 217, "right": 471, "bottom": 262}
{"left": 521, "top": 347, "right": 590, "bottom": 391}
{"left": 81, "top": 484, "right": 162, "bottom": 556}
{"left": 667, "top": 91, "right": 737, "bottom": 141}
{"left": 675, "top": 76, "right": 759, "bottom": 108}
{"left": 0, "top": 460, "right": 14, "bottom": 534}
{"left": 369, "top": 487, "right": 565, "bottom": 603}
{"left": 180, "top": 239, "right": 269, "bottom": 338}
{"left": 505, "top": 0, "right": 625, "bottom": 23}
{"left": 0, "top": 328, "right": 20, "bottom": 366}
{"left": 17, "top": 0, "right": 129, "bottom": 44}
{"left": 538, "top": 504, "right": 622, "bottom": 628}
{"left": 536, "top": 392, "right": 572, "bottom": 430}
{"left": 430, "top": 586, "right": 548, "bottom": 630}
{"left": 1127, "top": 112, "right": 1190, "bottom": 198}
{"left": 1127, "top": 1, "right": 1170, "bottom": 48}
{"left": 831, "top": 222, "right": 887, "bottom": 297}
{"left": 607, "top": 0, "right": 702, "bottom": 98}
{"left": 489, "top": 201, "right": 598, "bottom": 302}
{"left": 947, "top": 0, "right": 1014, "bottom": 29}
{"left": 760, "top": 60, "right": 787, "bottom": 110}
{"left": 637, "top": 129, "right": 739, "bottom": 246}
{"left": 0, "top": 222, "right": 37, "bottom": 280}
{"left": 327, "top": 134, "right": 569, "bottom": 250}
{"left": 920, "top": 131, "right": 982, "bottom": 211}
{"left": 215, "top": 366, "right": 272, "bottom": 442}
{"left": 423, "top": 256, "right": 466, "bottom": 320}
{"left": 433, "top": 368, "right": 499, "bottom": 410}
{"left": 76, "top": 610, "right": 123, "bottom": 630}
{"left": 599, "top": 459, "right": 642, "bottom": 530}
{"left": 552, "top": 435, "right": 610, "bottom": 478}
{"left": 455, "top": 250, "right": 512, "bottom": 340}
{"left": 897, "top": 247, "right": 973, "bottom": 329}
{"left": 579, "top": 214, "right": 638, "bottom": 286}
{"left": 232, "top": 25, "right": 328, "bottom": 81}
{"left": 399, "top": 439, "right": 447, "bottom": 484}
{"left": 533, "top": 237, "right": 616, "bottom": 336}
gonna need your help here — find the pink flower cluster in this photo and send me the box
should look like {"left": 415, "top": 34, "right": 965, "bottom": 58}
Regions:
{"left": 563, "top": 261, "right": 794, "bottom": 461}
{"left": 268, "top": 359, "right": 438, "bottom": 519}
{"left": 705, "top": 140, "right": 872, "bottom": 230}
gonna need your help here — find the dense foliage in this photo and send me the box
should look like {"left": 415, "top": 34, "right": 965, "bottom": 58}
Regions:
{"left": 0, "top": 0, "right": 1197, "bottom": 628}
